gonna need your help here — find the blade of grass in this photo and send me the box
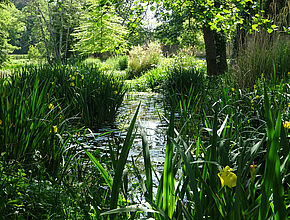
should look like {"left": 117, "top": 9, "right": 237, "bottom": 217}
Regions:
{"left": 101, "top": 205, "right": 159, "bottom": 216}
{"left": 110, "top": 103, "right": 140, "bottom": 216}
{"left": 162, "top": 110, "right": 175, "bottom": 218}
{"left": 140, "top": 125, "right": 153, "bottom": 202}
{"left": 85, "top": 150, "right": 113, "bottom": 190}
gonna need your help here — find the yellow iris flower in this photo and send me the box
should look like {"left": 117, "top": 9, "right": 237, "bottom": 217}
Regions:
{"left": 218, "top": 166, "right": 237, "bottom": 188}
{"left": 283, "top": 121, "right": 290, "bottom": 129}
{"left": 48, "top": 103, "right": 54, "bottom": 110}
{"left": 53, "top": 125, "right": 58, "bottom": 133}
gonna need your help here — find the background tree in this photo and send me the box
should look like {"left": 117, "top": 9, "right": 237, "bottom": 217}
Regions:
{"left": 0, "top": 3, "right": 23, "bottom": 66}
{"left": 22, "top": 0, "right": 82, "bottom": 63}
{"left": 147, "top": 0, "right": 281, "bottom": 75}
{"left": 72, "top": 0, "right": 128, "bottom": 57}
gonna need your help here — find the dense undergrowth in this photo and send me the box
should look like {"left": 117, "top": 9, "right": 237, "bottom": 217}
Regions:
{"left": 0, "top": 54, "right": 289, "bottom": 219}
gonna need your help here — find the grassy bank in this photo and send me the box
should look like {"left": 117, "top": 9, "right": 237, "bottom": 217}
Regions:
{"left": 0, "top": 55, "right": 289, "bottom": 218}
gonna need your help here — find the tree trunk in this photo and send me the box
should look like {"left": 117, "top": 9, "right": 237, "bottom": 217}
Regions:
{"left": 203, "top": 25, "right": 218, "bottom": 75}
{"left": 214, "top": 31, "right": 227, "bottom": 74}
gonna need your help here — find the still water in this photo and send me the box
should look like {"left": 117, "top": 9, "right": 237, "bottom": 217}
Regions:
{"left": 84, "top": 92, "right": 168, "bottom": 202}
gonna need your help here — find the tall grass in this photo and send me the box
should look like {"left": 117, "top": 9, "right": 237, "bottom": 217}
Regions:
{"left": 94, "top": 68, "right": 289, "bottom": 219}
{"left": 10, "top": 64, "right": 125, "bottom": 127}
{"left": 232, "top": 2, "right": 290, "bottom": 88}
{"left": 0, "top": 62, "right": 126, "bottom": 218}
{"left": 0, "top": 55, "right": 288, "bottom": 218}
{"left": 127, "top": 42, "right": 163, "bottom": 79}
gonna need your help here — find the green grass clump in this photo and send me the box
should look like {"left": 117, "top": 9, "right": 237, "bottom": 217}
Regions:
{"left": 162, "top": 56, "right": 206, "bottom": 107}
{"left": 96, "top": 70, "right": 289, "bottom": 219}
{"left": 127, "top": 42, "right": 163, "bottom": 79}
{"left": 10, "top": 64, "right": 125, "bottom": 127}
{"left": 118, "top": 55, "right": 128, "bottom": 71}
{"left": 0, "top": 61, "right": 127, "bottom": 218}
{"left": 232, "top": 31, "right": 290, "bottom": 88}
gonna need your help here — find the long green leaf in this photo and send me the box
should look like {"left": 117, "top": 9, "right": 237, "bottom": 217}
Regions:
{"left": 140, "top": 125, "right": 153, "bottom": 202}
{"left": 162, "top": 110, "right": 175, "bottom": 217}
{"left": 101, "top": 205, "right": 158, "bottom": 216}
{"left": 110, "top": 103, "right": 140, "bottom": 215}
{"left": 171, "top": 137, "right": 202, "bottom": 219}
{"left": 85, "top": 150, "right": 113, "bottom": 189}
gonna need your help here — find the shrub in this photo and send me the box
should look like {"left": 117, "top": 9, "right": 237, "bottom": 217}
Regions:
{"left": 127, "top": 41, "right": 163, "bottom": 78}
{"left": 118, "top": 55, "right": 128, "bottom": 70}
{"left": 162, "top": 56, "right": 206, "bottom": 101}
{"left": 27, "top": 45, "right": 41, "bottom": 60}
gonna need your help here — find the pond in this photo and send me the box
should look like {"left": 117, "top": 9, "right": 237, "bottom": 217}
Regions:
{"left": 83, "top": 92, "right": 168, "bottom": 202}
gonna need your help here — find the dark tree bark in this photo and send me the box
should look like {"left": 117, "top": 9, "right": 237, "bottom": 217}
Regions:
{"left": 202, "top": 25, "right": 218, "bottom": 75}
{"left": 214, "top": 31, "right": 227, "bottom": 74}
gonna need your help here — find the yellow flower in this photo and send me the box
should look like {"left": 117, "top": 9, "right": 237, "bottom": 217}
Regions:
{"left": 53, "top": 125, "right": 58, "bottom": 133}
{"left": 70, "top": 82, "right": 75, "bottom": 87}
{"left": 81, "top": 75, "right": 84, "bottom": 80}
{"left": 48, "top": 103, "right": 54, "bottom": 110}
{"left": 122, "top": 197, "right": 130, "bottom": 203}
{"left": 283, "top": 121, "right": 290, "bottom": 129}
{"left": 250, "top": 162, "right": 257, "bottom": 180}
{"left": 288, "top": 103, "right": 290, "bottom": 108}
{"left": 254, "top": 95, "right": 259, "bottom": 100}
{"left": 71, "top": 76, "right": 75, "bottom": 81}
{"left": 0, "top": 119, "right": 2, "bottom": 125}
{"left": 114, "top": 90, "right": 118, "bottom": 95}
{"left": 218, "top": 166, "right": 237, "bottom": 188}
{"left": 253, "top": 84, "right": 257, "bottom": 90}
{"left": 231, "top": 88, "right": 235, "bottom": 92}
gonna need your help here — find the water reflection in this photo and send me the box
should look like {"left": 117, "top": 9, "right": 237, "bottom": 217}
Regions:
{"left": 92, "top": 92, "right": 168, "bottom": 201}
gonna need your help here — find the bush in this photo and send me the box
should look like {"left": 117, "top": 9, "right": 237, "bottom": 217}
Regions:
{"left": 118, "top": 55, "right": 128, "bottom": 70}
{"left": 127, "top": 41, "right": 163, "bottom": 78}
{"left": 162, "top": 56, "right": 206, "bottom": 101}
{"left": 27, "top": 45, "right": 41, "bottom": 60}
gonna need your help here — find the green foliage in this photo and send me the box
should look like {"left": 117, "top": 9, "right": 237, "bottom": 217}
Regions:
{"left": 0, "top": 75, "right": 67, "bottom": 175}
{"left": 118, "top": 55, "right": 128, "bottom": 71}
{"left": 27, "top": 45, "right": 42, "bottom": 60}
{"left": 111, "top": 71, "right": 289, "bottom": 219}
{"left": 0, "top": 61, "right": 127, "bottom": 218}
{"left": 10, "top": 64, "right": 125, "bottom": 127}
{"left": 125, "top": 58, "right": 170, "bottom": 92}
{"left": 128, "top": 41, "right": 163, "bottom": 79}
{"left": 72, "top": 1, "right": 127, "bottom": 56}
{"left": 162, "top": 56, "right": 207, "bottom": 103}
{"left": 232, "top": 31, "right": 290, "bottom": 88}
{"left": 0, "top": 3, "right": 23, "bottom": 66}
